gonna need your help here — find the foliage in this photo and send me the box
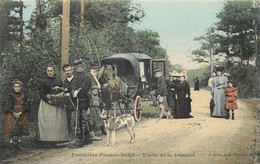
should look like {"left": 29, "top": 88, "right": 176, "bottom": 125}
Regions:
{"left": 50, "top": 0, "right": 145, "bottom": 28}
{"left": 0, "top": 0, "right": 22, "bottom": 58}
{"left": 216, "top": 1, "right": 256, "bottom": 64}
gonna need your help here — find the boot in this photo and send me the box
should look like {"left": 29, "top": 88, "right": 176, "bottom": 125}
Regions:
{"left": 9, "top": 143, "right": 14, "bottom": 150}
{"left": 89, "top": 131, "right": 102, "bottom": 141}
{"left": 226, "top": 111, "right": 230, "bottom": 119}
{"left": 232, "top": 113, "right": 234, "bottom": 120}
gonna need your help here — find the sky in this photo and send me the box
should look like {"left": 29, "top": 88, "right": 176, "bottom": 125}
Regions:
{"left": 23, "top": 0, "right": 224, "bottom": 70}
{"left": 131, "top": 0, "right": 224, "bottom": 70}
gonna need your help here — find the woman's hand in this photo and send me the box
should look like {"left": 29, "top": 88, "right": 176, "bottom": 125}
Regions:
{"left": 185, "top": 94, "right": 189, "bottom": 98}
{"left": 175, "top": 95, "right": 178, "bottom": 100}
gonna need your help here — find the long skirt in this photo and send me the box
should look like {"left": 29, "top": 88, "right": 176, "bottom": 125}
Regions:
{"left": 212, "top": 88, "right": 227, "bottom": 117}
{"left": 175, "top": 91, "right": 192, "bottom": 118}
{"left": 38, "top": 100, "right": 68, "bottom": 141}
{"left": 4, "top": 113, "right": 29, "bottom": 136}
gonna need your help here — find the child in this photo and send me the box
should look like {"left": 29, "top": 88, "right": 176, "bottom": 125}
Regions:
{"left": 4, "top": 80, "right": 31, "bottom": 149}
{"left": 88, "top": 85, "right": 106, "bottom": 141}
{"left": 224, "top": 81, "right": 238, "bottom": 120}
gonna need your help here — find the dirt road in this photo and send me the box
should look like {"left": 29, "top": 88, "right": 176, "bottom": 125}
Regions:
{"left": 3, "top": 89, "right": 260, "bottom": 164}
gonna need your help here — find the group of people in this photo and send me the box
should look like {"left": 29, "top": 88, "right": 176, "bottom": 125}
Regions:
{"left": 208, "top": 66, "right": 238, "bottom": 120}
{"left": 3, "top": 61, "right": 239, "bottom": 150}
{"left": 4, "top": 59, "right": 110, "bottom": 149}
{"left": 150, "top": 70, "right": 193, "bottom": 119}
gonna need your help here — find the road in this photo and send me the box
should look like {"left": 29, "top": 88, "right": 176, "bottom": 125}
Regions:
{"left": 3, "top": 89, "right": 260, "bottom": 164}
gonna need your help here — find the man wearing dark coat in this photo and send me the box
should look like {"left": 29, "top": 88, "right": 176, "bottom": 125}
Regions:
{"left": 150, "top": 69, "right": 167, "bottom": 106}
{"left": 70, "top": 59, "right": 92, "bottom": 148}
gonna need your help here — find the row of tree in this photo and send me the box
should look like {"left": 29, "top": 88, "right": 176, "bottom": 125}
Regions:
{"left": 0, "top": 0, "right": 177, "bottom": 109}
{"left": 191, "top": 1, "right": 259, "bottom": 98}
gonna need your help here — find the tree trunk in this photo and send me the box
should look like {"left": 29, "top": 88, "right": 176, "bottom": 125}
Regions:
{"left": 80, "top": 0, "right": 84, "bottom": 28}
{"left": 19, "top": 0, "right": 23, "bottom": 54}
{"left": 61, "top": 0, "right": 70, "bottom": 80}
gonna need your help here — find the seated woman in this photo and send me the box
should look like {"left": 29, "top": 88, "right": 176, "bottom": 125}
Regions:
{"left": 175, "top": 76, "right": 193, "bottom": 119}
{"left": 4, "top": 80, "right": 31, "bottom": 149}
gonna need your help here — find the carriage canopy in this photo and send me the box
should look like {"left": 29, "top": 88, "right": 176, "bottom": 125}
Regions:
{"left": 101, "top": 53, "right": 152, "bottom": 98}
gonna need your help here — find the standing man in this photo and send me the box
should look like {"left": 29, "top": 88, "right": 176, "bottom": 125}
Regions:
{"left": 70, "top": 59, "right": 92, "bottom": 148}
{"left": 211, "top": 66, "right": 228, "bottom": 118}
{"left": 62, "top": 64, "right": 75, "bottom": 140}
{"left": 150, "top": 69, "right": 167, "bottom": 106}
{"left": 38, "top": 63, "right": 68, "bottom": 142}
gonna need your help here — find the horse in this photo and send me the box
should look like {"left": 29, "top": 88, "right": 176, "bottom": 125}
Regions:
{"left": 97, "top": 65, "right": 123, "bottom": 118}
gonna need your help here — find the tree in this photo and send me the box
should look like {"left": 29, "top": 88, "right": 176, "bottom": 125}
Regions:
{"left": 216, "top": 1, "right": 256, "bottom": 65}
{"left": 61, "top": 0, "right": 70, "bottom": 80}
{"left": 191, "top": 27, "right": 223, "bottom": 73}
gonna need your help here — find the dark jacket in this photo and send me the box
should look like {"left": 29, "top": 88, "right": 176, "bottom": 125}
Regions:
{"left": 71, "top": 70, "right": 92, "bottom": 110}
{"left": 39, "top": 76, "right": 63, "bottom": 102}
{"left": 156, "top": 75, "right": 168, "bottom": 96}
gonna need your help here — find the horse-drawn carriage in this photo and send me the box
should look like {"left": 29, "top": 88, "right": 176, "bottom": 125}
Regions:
{"left": 100, "top": 53, "right": 166, "bottom": 121}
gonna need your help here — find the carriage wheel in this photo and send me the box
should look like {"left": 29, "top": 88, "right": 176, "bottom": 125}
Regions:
{"left": 134, "top": 96, "right": 142, "bottom": 121}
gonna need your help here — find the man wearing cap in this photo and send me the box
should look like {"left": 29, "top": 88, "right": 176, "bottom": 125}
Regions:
{"left": 211, "top": 66, "right": 228, "bottom": 118}
{"left": 70, "top": 59, "right": 92, "bottom": 147}
{"left": 167, "top": 71, "right": 179, "bottom": 113}
{"left": 150, "top": 69, "right": 167, "bottom": 106}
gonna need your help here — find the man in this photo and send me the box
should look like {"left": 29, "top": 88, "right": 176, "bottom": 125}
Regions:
{"left": 70, "top": 59, "right": 92, "bottom": 148}
{"left": 211, "top": 66, "right": 228, "bottom": 118}
{"left": 150, "top": 69, "right": 167, "bottom": 106}
{"left": 38, "top": 63, "right": 68, "bottom": 142}
{"left": 62, "top": 64, "right": 75, "bottom": 140}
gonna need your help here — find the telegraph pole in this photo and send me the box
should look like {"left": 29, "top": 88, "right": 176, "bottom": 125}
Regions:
{"left": 61, "top": 0, "right": 70, "bottom": 80}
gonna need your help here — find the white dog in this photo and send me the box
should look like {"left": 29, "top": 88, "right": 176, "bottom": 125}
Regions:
{"left": 103, "top": 113, "right": 135, "bottom": 146}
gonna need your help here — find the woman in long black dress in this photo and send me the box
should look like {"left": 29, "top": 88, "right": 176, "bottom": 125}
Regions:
{"left": 175, "top": 76, "right": 192, "bottom": 118}
{"left": 194, "top": 77, "right": 200, "bottom": 90}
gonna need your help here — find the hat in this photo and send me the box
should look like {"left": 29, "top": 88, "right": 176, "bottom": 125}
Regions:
{"left": 215, "top": 66, "right": 224, "bottom": 72}
{"left": 12, "top": 79, "right": 22, "bottom": 86}
{"left": 227, "top": 80, "right": 233, "bottom": 84}
{"left": 154, "top": 69, "right": 162, "bottom": 74}
{"left": 88, "top": 63, "right": 99, "bottom": 69}
{"left": 72, "top": 58, "right": 83, "bottom": 68}
{"left": 90, "top": 85, "right": 99, "bottom": 90}
{"left": 172, "top": 71, "right": 179, "bottom": 77}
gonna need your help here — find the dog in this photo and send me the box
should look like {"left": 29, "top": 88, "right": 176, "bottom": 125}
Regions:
{"left": 102, "top": 112, "right": 135, "bottom": 146}
{"left": 157, "top": 95, "right": 173, "bottom": 122}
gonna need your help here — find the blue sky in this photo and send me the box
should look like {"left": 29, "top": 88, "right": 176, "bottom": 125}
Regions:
{"left": 131, "top": 0, "right": 224, "bottom": 70}
{"left": 23, "top": 0, "right": 224, "bottom": 70}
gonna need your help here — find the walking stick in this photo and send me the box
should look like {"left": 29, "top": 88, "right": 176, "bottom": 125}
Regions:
{"left": 75, "top": 98, "right": 79, "bottom": 137}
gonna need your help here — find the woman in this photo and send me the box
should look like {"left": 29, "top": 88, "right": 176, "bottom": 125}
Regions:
{"left": 194, "top": 77, "right": 200, "bottom": 90}
{"left": 4, "top": 80, "right": 30, "bottom": 149}
{"left": 38, "top": 63, "right": 68, "bottom": 141}
{"left": 211, "top": 66, "right": 228, "bottom": 118}
{"left": 175, "top": 76, "right": 192, "bottom": 118}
